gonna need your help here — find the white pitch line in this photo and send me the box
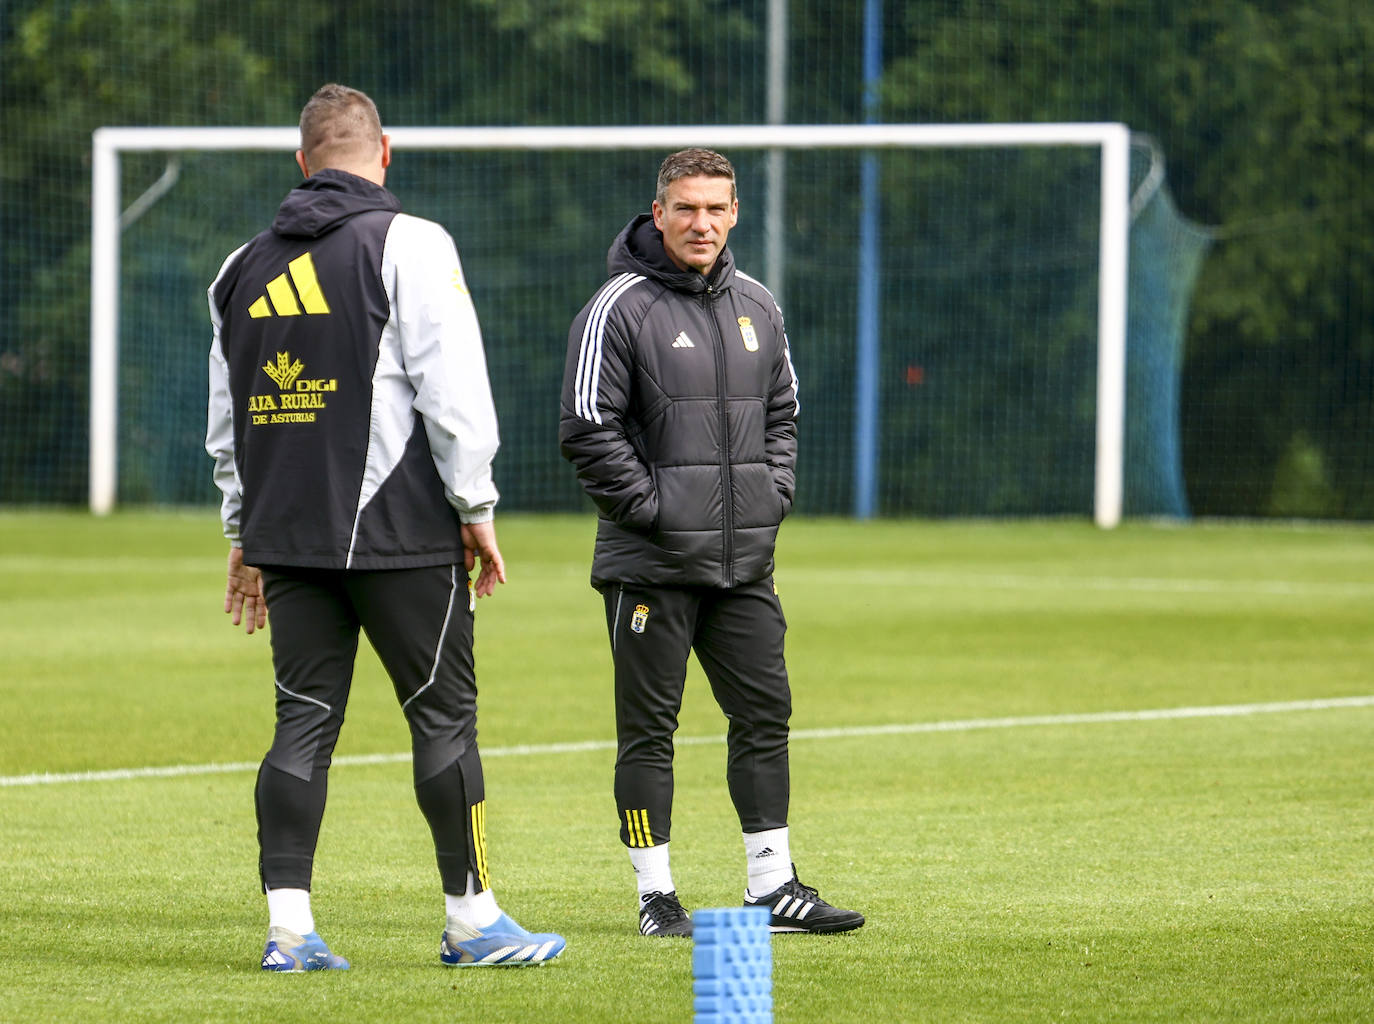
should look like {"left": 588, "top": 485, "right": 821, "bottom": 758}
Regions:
{"left": 4, "top": 696, "right": 1371, "bottom": 789}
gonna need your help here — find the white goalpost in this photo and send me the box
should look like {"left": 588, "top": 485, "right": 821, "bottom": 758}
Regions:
{"left": 89, "top": 122, "right": 1131, "bottom": 526}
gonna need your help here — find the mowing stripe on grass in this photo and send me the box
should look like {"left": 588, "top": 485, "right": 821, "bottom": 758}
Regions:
{"left": 781, "top": 568, "right": 1374, "bottom": 598}
{"left": 4, "top": 695, "right": 1371, "bottom": 788}
{"left": 6, "top": 554, "right": 1374, "bottom": 598}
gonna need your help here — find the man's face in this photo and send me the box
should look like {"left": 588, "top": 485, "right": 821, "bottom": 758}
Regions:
{"left": 652, "top": 174, "right": 739, "bottom": 275}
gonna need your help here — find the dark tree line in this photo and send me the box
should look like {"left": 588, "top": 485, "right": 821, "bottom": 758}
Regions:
{"left": 1, "top": 0, "right": 1368, "bottom": 517}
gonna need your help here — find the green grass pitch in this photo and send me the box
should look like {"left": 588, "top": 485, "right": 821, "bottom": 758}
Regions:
{"left": 1, "top": 510, "right": 1372, "bottom": 1023}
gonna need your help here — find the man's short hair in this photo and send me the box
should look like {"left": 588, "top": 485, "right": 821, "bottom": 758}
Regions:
{"left": 299, "top": 83, "right": 383, "bottom": 171}
{"left": 655, "top": 148, "right": 737, "bottom": 207}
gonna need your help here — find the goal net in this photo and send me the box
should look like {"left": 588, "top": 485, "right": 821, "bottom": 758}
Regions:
{"left": 90, "top": 124, "right": 1209, "bottom": 524}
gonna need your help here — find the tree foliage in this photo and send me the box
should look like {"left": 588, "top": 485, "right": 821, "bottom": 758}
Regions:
{"left": 0, "top": 0, "right": 1368, "bottom": 516}
{"left": 881, "top": 0, "right": 1373, "bottom": 516}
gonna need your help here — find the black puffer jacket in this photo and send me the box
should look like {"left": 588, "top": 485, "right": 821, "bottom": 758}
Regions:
{"left": 560, "top": 214, "right": 799, "bottom": 588}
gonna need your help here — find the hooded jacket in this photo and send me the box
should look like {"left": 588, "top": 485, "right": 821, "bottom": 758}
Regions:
{"left": 206, "top": 169, "right": 499, "bottom": 570}
{"left": 559, "top": 214, "right": 800, "bottom": 589}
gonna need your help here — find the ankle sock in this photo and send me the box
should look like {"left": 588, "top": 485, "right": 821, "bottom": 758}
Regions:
{"left": 744, "top": 827, "right": 793, "bottom": 898}
{"left": 265, "top": 887, "right": 314, "bottom": 936}
{"left": 446, "top": 873, "right": 502, "bottom": 929}
{"left": 629, "top": 842, "right": 675, "bottom": 906}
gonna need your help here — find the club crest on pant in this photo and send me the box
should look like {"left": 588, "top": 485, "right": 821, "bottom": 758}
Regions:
{"left": 738, "top": 316, "right": 759, "bottom": 352}
{"left": 631, "top": 603, "right": 650, "bottom": 634}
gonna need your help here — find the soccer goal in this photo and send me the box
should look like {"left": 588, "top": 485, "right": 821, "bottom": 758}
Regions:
{"left": 90, "top": 122, "right": 1158, "bottom": 526}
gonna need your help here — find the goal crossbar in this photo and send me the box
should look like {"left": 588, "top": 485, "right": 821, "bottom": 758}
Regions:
{"left": 90, "top": 122, "right": 1131, "bottom": 525}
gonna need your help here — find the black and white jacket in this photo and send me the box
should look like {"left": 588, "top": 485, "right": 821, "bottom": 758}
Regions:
{"left": 560, "top": 214, "right": 800, "bottom": 589}
{"left": 207, "top": 169, "right": 499, "bottom": 570}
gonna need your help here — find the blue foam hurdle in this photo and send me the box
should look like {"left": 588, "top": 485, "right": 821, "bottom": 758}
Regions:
{"left": 693, "top": 907, "right": 772, "bottom": 1024}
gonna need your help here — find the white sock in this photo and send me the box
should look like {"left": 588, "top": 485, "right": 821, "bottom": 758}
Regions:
{"left": 265, "top": 887, "right": 314, "bottom": 936}
{"left": 446, "top": 873, "right": 502, "bottom": 930}
{"left": 629, "top": 843, "right": 675, "bottom": 906}
{"left": 744, "top": 827, "right": 793, "bottom": 898}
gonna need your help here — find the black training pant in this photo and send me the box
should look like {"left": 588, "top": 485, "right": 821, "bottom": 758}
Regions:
{"left": 255, "top": 563, "right": 487, "bottom": 895}
{"left": 601, "top": 577, "right": 792, "bottom": 848}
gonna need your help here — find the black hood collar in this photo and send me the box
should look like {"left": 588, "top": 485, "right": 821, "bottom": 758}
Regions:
{"left": 271, "top": 168, "right": 402, "bottom": 240}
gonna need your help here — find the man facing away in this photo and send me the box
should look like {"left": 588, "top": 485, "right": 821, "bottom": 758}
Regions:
{"left": 559, "top": 148, "right": 865, "bottom": 938}
{"left": 206, "top": 83, "right": 564, "bottom": 970}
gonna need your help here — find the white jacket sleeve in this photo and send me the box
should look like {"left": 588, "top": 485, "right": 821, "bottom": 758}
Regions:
{"left": 383, "top": 214, "right": 500, "bottom": 522}
{"left": 205, "top": 245, "right": 248, "bottom": 543}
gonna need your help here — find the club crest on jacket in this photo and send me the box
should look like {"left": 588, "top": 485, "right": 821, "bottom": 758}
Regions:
{"left": 738, "top": 316, "right": 759, "bottom": 352}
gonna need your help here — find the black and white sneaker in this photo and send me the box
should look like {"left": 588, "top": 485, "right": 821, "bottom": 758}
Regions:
{"left": 639, "top": 890, "right": 694, "bottom": 937}
{"left": 744, "top": 867, "right": 865, "bottom": 934}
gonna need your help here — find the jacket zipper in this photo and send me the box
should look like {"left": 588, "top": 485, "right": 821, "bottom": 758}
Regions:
{"left": 705, "top": 286, "right": 733, "bottom": 586}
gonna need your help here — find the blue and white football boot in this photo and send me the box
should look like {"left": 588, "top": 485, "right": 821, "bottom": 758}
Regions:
{"left": 439, "top": 912, "right": 566, "bottom": 967}
{"left": 261, "top": 927, "right": 351, "bottom": 971}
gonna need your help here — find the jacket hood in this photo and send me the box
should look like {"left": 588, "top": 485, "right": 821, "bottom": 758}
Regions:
{"left": 607, "top": 213, "right": 735, "bottom": 294}
{"left": 271, "top": 168, "right": 402, "bottom": 240}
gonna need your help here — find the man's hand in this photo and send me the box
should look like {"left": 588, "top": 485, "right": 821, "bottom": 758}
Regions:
{"left": 225, "top": 546, "right": 267, "bottom": 634}
{"left": 461, "top": 520, "right": 507, "bottom": 598}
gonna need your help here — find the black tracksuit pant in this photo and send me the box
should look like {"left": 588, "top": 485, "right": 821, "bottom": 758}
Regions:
{"left": 601, "top": 577, "right": 792, "bottom": 848}
{"left": 255, "top": 563, "right": 487, "bottom": 895}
